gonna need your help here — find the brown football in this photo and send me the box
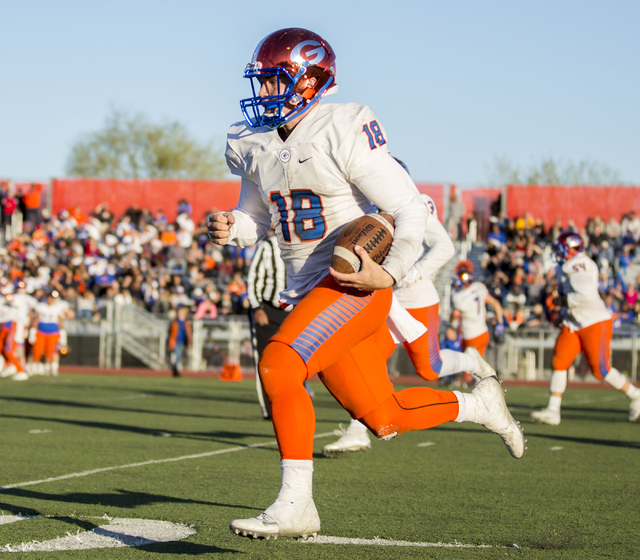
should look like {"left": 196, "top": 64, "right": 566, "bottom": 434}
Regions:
{"left": 331, "top": 213, "right": 395, "bottom": 274}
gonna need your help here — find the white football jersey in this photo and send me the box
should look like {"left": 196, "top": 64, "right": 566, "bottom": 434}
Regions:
{"left": 556, "top": 253, "right": 611, "bottom": 331}
{"left": 11, "top": 293, "right": 37, "bottom": 326}
{"left": 394, "top": 194, "right": 455, "bottom": 309}
{"left": 35, "top": 300, "right": 69, "bottom": 326}
{"left": 225, "top": 102, "right": 428, "bottom": 304}
{"left": 0, "top": 304, "right": 16, "bottom": 324}
{"left": 452, "top": 281, "right": 489, "bottom": 340}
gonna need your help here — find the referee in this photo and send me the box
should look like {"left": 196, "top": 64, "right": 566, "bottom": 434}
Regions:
{"left": 246, "top": 229, "right": 288, "bottom": 419}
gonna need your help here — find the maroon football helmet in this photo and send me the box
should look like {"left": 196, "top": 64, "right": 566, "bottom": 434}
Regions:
{"left": 552, "top": 231, "right": 584, "bottom": 262}
{"left": 240, "top": 28, "right": 337, "bottom": 129}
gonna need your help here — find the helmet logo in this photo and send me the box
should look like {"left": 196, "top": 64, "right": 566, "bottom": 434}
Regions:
{"left": 291, "top": 40, "right": 326, "bottom": 65}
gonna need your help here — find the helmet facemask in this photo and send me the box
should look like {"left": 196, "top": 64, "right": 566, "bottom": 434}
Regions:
{"left": 240, "top": 61, "right": 333, "bottom": 129}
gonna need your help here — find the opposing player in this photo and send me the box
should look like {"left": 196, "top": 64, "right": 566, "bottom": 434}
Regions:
{"left": 209, "top": 28, "right": 525, "bottom": 540}
{"left": 9, "top": 283, "right": 38, "bottom": 377}
{"left": 451, "top": 263, "right": 504, "bottom": 359}
{"left": 323, "top": 178, "right": 496, "bottom": 457}
{"left": 30, "top": 290, "right": 71, "bottom": 376}
{"left": 531, "top": 232, "right": 640, "bottom": 424}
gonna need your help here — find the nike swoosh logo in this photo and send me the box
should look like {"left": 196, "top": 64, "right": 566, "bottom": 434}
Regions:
{"left": 299, "top": 157, "right": 313, "bottom": 164}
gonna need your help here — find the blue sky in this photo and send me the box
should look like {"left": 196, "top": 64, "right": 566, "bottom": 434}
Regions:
{"left": 1, "top": 0, "right": 638, "bottom": 185}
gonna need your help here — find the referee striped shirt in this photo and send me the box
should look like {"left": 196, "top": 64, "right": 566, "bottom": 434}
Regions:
{"left": 246, "top": 235, "right": 287, "bottom": 309}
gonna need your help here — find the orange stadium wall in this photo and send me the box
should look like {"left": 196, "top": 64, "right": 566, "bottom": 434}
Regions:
{"left": 52, "top": 179, "right": 448, "bottom": 225}
{"left": 414, "top": 183, "right": 446, "bottom": 223}
{"left": 505, "top": 185, "right": 640, "bottom": 230}
{"left": 51, "top": 178, "right": 242, "bottom": 223}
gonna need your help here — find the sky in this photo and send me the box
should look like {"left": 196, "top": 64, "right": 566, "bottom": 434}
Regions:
{"left": 1, "top": 0, "right": 639, "bottom": 185}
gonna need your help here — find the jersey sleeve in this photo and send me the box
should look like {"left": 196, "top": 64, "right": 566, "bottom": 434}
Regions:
{"left": 402, "top": 204, "right": 455, "bottom": 285}
{"left": 335, "top": 107, "right": 428, "bottom": 283}
{"left": 226, "top": 178, "right": 272, "bottom": 248}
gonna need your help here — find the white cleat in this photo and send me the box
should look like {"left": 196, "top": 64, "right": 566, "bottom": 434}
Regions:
{"left": 230, "top": 495, "right": 320, "bottom": 540}
{"left": 470, "top": 377, "right": 526, "bottom": 459}
{"left": 531, "top": 408, "right": 561, "bottom": 426}
{"left": 322, "top": 423, "right": 371, "bottom": 458}
{"left": 0, "top": 364, "right": 18, "bottom": 378}
{"left": 464, "top": 346, "right": 496, "bottom": 379}
{"left": 629, "top": 394, "right": 640, "bottom": 422}
{"left": 11, "top": 372, "right": 29, "bottom": 381}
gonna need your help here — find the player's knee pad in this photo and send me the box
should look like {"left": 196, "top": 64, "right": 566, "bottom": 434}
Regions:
{"left": 258, "top": 341, "right": 307, "bottom": 398}
{"left": 359, "top": 394, "right": 401, "bottom": 440}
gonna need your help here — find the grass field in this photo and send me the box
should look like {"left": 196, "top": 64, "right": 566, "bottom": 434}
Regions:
{"left": 0, "top": 374, "right": 638, "bottom": 559}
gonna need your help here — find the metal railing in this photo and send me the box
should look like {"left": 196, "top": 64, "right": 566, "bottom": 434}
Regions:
{"left": 502, "top": 326, "right": 639, "bottom": 382}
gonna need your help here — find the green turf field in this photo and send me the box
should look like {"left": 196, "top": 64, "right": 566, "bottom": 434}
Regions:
{"left": 0, "top": 375, "right": 638, "bottom": 559}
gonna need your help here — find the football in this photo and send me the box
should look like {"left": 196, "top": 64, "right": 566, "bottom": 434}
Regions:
{"left": 331, "top": 213, "right": 395, "bottom": 274}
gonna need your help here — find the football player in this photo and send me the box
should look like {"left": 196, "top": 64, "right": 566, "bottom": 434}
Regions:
{"left": 451, "top": 263, "right": 504, "bottom": 358}
{"left": 531, "top": 232, "right": 640, "bottom": 425}
{"left": 208, "top": 27, "right": 525, "bottom": 540}
{"left": 9, "top": 282, "right": 38, "bottom": 378}
{"left": 323, "top": 168, "right": 497, "bottom": 457}
{"left": 30, "top": 290, "right": 72, "bottom": 376}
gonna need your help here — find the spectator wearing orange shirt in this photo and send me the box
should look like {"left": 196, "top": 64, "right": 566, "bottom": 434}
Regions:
{"left": 160, "top": 225, "right": 178, "bottom": 246}
{"left": 23, "top": 183, "right": 42, "bottom": 226}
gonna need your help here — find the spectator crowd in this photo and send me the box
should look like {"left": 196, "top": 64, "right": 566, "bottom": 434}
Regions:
{"left": 481, "top": 211, "right": 640, "bottom": 332}
{"left": 1, "top": 178, "right": 639, "bottom": 339}
{"left": 0, "top": 182, "right": 251, "bottom": 323}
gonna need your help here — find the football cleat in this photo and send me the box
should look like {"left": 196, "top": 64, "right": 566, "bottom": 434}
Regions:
{"left": 230, "top": 495, "right": 320, "bottom": 540}
{"left": 531, "top": 407, "right": 561, "bottom": 426}
{"left": 464, "top": 346, "right": 496, "bottom": 379}
{"left": 322, "top": 422, "right": 371, "bottom": 458}
{"left": 11, "top": 372, "right": 29, "bottom": 381}
{"left": 1, "top": 364, "right": 18, "bottom": 378}
{"left": 469, "top": 377, "right": 526, "bottom": 459}
{"left": 629, "top": 394, "right": 640, "bottom": 422}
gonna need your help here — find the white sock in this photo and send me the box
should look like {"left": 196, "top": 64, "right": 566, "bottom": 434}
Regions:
{"left": 439, "top": 350, "right": 476, "bottom": 377}
{"left": 453, "top": 390, "right": 472, "bottom": 423}
{"left": 550, "top": 370, "right": 568, "bottom": 393}
{"left": 52, "top": 362, "right": 59, "bottom": 374}
{"left": 279, "top": 459, "right": 313, "bottom": 499}
{"left": 604, "top": 368, "right": 627, "bottom": 391}
{"left": 624, "top": 383, "right": 640, "bottom": 399}
{"left": 548, "top": 395, "right": 562, "bottom": 412}
{"left": 348, "top": 418, "right": 367, "bottom": 432}
{"left": 547, "top": 370, "right": 567, "bottom": 411}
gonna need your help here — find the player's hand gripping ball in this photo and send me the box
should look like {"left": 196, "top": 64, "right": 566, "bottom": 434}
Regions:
{"left": 331, "top": 213, "right": 394, "bottom": 273}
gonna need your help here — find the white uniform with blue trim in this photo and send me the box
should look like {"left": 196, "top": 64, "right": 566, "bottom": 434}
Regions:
{"left": 556, "top": 253, "right": 611, "bottom": 331}
{"left": 224, "top": 102, "right": 428, "bottom": 304}
{"left": 452, "top": 281, "right": 489, "bottom": 340}
{"left": 394, "top": 194, "right": 455, "bottom": 309}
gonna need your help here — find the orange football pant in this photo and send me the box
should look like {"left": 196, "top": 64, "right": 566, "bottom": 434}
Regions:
{"left": 32, "top": 332, "right": 60, "bottom": 363}
{"left": 403, "top": 304, "right": 442, "bottom": 381}
{"left": 462, "top": 330, "right": 490, "bottom": 357}
{"left": 552, "top": 319, "right": 612, "bottom": 380}
{"left": 2, "top": 323, "right": 22, "bottom": 372}
{"left": 259, "top": 276, "right": 459, "bottom": 460}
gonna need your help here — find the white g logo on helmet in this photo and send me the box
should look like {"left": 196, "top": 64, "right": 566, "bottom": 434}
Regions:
{"left": 291, "top": 40, "right": 326, "bottom": 65}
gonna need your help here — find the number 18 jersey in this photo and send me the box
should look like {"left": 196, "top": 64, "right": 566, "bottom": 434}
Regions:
{"left": 225, "top": 102, "right": 427, "bottom": 304}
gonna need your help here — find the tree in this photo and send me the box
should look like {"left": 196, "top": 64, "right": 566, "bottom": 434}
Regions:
{"left": 66, "top": 109, "right": 227, "bottom": 179}
{"left": 486, "top": 155, "right": 623, "bottom": 186}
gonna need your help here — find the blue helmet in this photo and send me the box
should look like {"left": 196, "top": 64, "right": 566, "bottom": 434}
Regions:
{"left": 240, "top": 28, "right": 337, "bottom": 129}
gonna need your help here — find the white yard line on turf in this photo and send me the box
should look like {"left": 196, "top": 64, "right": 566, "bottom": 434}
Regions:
{"left": 0, "top": 432, "right": 335, "bottom": 490}
{"left": 306, "top": 536, "right": 515, "bottom": 549}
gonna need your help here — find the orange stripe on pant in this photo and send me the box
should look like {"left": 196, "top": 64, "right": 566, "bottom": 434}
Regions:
{"left": 32, "top": 332, "right": 60, "bottom": 363}
{"left": 552, "top": 319, "right": 612, "bottom": 380}
{"left": 259, "top": 276, "right": 459, "bottom": 460}
{"left": 403, "top": 304, "right": 442, "bottom": 381}
{"left": 462, "top": 330, "right": 490, "bottom": 357}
